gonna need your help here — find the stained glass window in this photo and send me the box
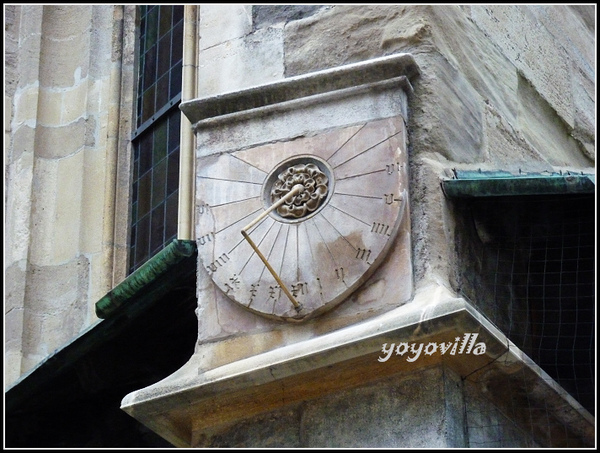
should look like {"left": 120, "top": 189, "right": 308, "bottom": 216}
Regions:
{"left": 129, "top": 5, "right": 184, "bottom": 273}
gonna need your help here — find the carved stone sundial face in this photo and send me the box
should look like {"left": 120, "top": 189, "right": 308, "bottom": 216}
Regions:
{"left": 196, "top": 116, "right": 408, "bottom": 322}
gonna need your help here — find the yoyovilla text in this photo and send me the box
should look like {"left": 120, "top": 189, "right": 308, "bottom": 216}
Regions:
{"left": 378, "top": 333, "right": 486, "bottom": 362}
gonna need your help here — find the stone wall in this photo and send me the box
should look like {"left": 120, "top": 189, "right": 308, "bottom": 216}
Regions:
{"left": 190, "top": 3, "right": 594, "bottom": 358}
{"left": 270, "top": 4, "right": 595, "bottom": 291}
{"left": 166, "top": 4, "right": 594, "bottom": 447}
{"left": 4, "top": 5, "right": 134, "bottom": 385}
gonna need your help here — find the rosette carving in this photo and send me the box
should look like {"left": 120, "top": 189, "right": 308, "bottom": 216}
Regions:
{"left": 271, "top": 163, "right": 329, "bottom": 218}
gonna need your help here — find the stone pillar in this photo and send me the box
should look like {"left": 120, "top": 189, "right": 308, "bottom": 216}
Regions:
{"left": 4, "top": 4, "right": 44, "bottom": 385}
{"left": 4, "top": 5, "right": 131, "bottom": 382}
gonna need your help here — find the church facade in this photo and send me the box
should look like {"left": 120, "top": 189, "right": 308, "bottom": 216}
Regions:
{"left": 5, "top": 5, "right": 595, "bottom": 447}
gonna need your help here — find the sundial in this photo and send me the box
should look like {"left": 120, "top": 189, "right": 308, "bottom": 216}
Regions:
{"left": 196, "top": 116, "right": 408, "bottom": 322}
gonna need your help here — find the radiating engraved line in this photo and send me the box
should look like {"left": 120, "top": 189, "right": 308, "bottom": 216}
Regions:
{"left": 295, "top": 224, "right": 300, "bottom": 283}
{"left": 320, "top": 211, "right": 359, "bottom": 252}
{"left": 215, "top": 207, "right": 262, "bottom": 234}
{"left": 238, "top": 218, "right": 276, "bottom": 276}
{"left": 209, "top": 195, "right": 260, "bottom": 209}
{"left": 197, "top": 175, "right": 263, "bottom": 185}
{"left": 302, "top": 222, "right": 318, "bottom": 280}
{"left": 227, "top": 236, "right": 248, "bottom": 256}
{"left": 335, "top": 192, "right": 383, "bottom": 200}
{"left": 311, "top": 218, "right": 350, "bottom": 289}
{"left": 303, "top": 222, "right": 319, "bottom": 275}
{"left": 302, "top": 222, "right": 327, "bottom": 298}
{"left": 269, "top": 223, "right": 286, "bottom": 278}
{"left": 310, "top": 218, "right": 348, "bottom": 288}
{"left": 332, "top": 130, "right": 403, "bottom": 170}
{"left": 280, "top": 224, "right": 292, "bottom": 281}
{"left": 230, "top": 153, "right": 269, "bottom": 175}
{"left": 260, "top": 223, "right": 286, "bottom": 312}
{"left": 271, "top": 223, "right": 290, "bottom": 310}
{"left": 325, "top": 123, "right": 367, "bottom": 163}
{"left": 326, "top": 203, "right": 371, "bottom": 227}
{"left": 336, "top": 168, "right": 386, "bottom": 181}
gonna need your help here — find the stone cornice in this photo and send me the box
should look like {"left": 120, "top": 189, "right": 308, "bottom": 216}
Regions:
{"left": 180, "top": 53, "right": 420, "bottom": 127}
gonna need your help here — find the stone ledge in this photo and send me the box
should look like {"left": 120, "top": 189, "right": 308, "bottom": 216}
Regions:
{"left": 180, "top": 53, "right": 420, "bottom": 126}
{"left": 121, "top": 282, "right": 594, "bottom": 447}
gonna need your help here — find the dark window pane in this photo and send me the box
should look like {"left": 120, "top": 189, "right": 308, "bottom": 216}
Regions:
{"left": 137, "top": 170, "right": 152, "bottom": 219}
{"left": 136, "top": 87, "right": 143, "bottom": 124}
{"left": 132, "top": 153, "right": 139, "bottom": 181}
{"left": 139, "top": 7, "right": 147, "bottom": 42}
{"left": 171, "top": 21, "right": 183, "bottom": 66}
{"left": 152, "top": 159, "right": 167, "bottom": 209}
{"left": 134, "top": 213, "right": 150, "bottom": 265}
{"left": 141, "top": 84, "right": 155, "bottom": 124}
{"left": 131, "top": 180, "right": 138, "bottom": 204}
{"left": 165, "top": 192, "right": 179, "bottom": 241}
{"left": 169, "top": 61, "right": 182, "bottom": 99}
{"left": 456, "top": 194, "right": 595, "bottom": 414}
{"left": 131, "top": 200, "right": 138, "bottom": 225}
{"left": 157, "top": 33, "right": 171, "bottom": 78}
{"left": 144, "top": 6, "right": 159, "bottom": 49}
{"left": 143, "top": 45, "right": 156, "bottom": 91}
{"left": 150, "top": 203, "right": 165, "bottom": 253}
{"left": 167, "top": 148, "right": 180, "bottom": 196}
{"left": 156, "top": 73, "right": 169, "bottom": 111}
{"left": 153, "top": 119, "right": 167, "bottom": 164}
{"left": 168, "top": 110, "right": 181, "bottom": 153}
{"left": 173, "top": 5, "right": 184, "bottom": 25}
{"left": 159, "top": 5, "right": 172, "bottom": 37}
{"left": 138, "top": 133, "right": 153, "bottom": 175}
{"left": 130, "top": 222, "right": 137, "bottom": 249}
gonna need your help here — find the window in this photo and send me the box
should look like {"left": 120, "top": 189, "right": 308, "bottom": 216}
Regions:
{"left": 445, "top": 172, "right": 595, "bottom": 414}
{"left": 129, "top": 5, "right": 184, "bottom": 273}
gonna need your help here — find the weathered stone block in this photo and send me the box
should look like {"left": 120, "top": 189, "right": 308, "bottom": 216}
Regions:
{"left": 53, "top": 153, "right": 84, "bottom": 262}
{"left": 80, "top": 149, "right": 107, "bottom": 255}
{"left": 37, "top": 88, "right": 63, "bottom": 126}
{"left": 253, "top": 5, "right": 327, "bottom": 29}
{"left": 41, "top": 5, "right": 92, "bottom": 41}
{"left": 21, "top": 257, "right": 90, "bottom": 373}
{"left": 483, "top": 100, "right": 549, "bottom": 172}
{"left": 197, "top": 26, "right": 284, "bottom": 96}
{"left": 516, "top": 73, "right": 593, "bottom": 168}
{"left": 13, "top": 85, "right": 40, "bottom": 127}
{"left": 470, "top": 5, "right": 574, "bottom": 129}
{"left": 4, "top": 149, "right": 34, "bottom": 264}
{"left": 302, "top": 367, "right": 464, "bottom": 448}
{"left": 199, "top": 4, "right": 252, "bottom": 51}
{"left": 60, "top": 81, "right": 90, "bottom": 125}
{"left": 28, "top": 154, "right": 84, "bottom": 266}
{"left": 35, "top": 119, "right": 87, "bottom": 159}
{"left": 195, "top": 406, "right": 302, "bottom": 448}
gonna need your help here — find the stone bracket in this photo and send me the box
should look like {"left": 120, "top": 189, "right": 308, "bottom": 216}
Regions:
{"left": 120, "top": 283, "right": 594, "bottom": 447}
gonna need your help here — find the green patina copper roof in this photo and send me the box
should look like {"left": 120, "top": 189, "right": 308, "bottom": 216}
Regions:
{"left": 442, "top": 170, "right": 595, "bottom": 198}
{"left": 6, "top": 238, "right": 198, "bottom": 420}
{"left": 95, "top": 238, "right": 197, "bottom": 319}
